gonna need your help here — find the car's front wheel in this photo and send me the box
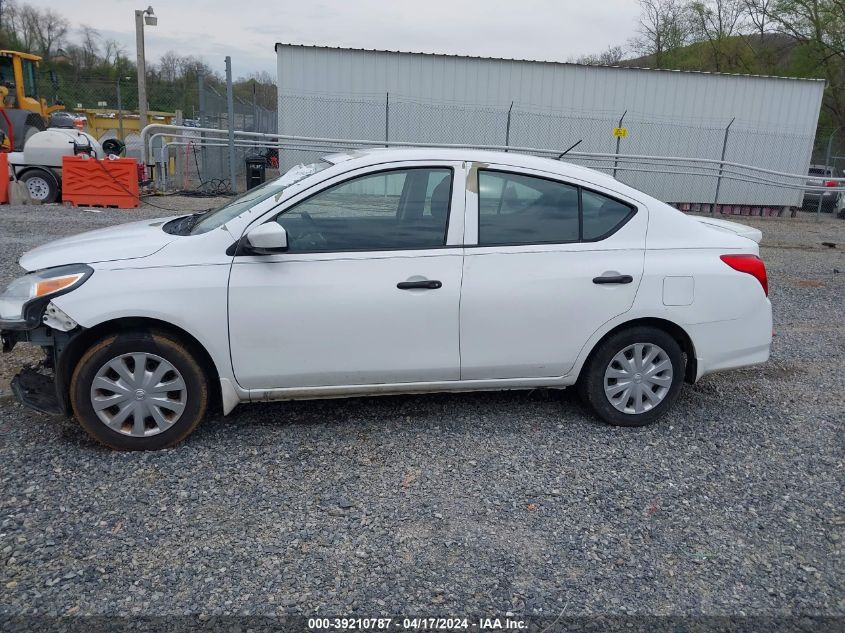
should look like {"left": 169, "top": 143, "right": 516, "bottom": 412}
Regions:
{"left": 578, "top": 326, "right": 684, "bottom": 427}
{"left": 69, "top": 330, "right": 208, "bottom": 450}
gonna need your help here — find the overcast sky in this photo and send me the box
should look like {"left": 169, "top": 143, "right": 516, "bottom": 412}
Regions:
{"left": 24, "top": 0, "right": 641, "bottom": 79}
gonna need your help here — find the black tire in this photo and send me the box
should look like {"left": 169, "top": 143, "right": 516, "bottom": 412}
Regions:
{"left": 69, "top": 330, "right": 208, "bottom": 450}
{"left": 20, "top": 169, "right": 59, "bottom": 203}
{"left": 577, "top": 326, "right": 684, "bottom": 427}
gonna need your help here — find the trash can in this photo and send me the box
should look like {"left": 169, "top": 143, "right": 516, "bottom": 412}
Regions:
{"left": 245, "top": 156, "right": 266, "bottom": 190}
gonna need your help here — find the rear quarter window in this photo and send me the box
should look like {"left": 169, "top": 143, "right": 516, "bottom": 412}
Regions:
{"left": 581, "top": 190, "right": 636, "bottom": 240}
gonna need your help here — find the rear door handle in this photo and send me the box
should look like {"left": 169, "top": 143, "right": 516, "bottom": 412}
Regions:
{"left": 592, "top": 275, "right": 633, "bottom": 285}
{"left": 397, "top": 279, "right": 442, "bottom": 290}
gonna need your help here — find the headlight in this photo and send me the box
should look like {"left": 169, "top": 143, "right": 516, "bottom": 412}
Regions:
{"left": 0, "top": 264, "right": 93, "bottom": 323}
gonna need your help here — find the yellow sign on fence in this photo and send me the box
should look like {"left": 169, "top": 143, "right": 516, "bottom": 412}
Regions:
{"left": 613, "top": 127, "right": 628, "bottom": 138}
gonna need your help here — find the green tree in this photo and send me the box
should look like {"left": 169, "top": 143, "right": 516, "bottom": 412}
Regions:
{"left": 689, "top": 0, "right": 747, "bottom": 71}
{"left": 630, "top": 0, "right": 692, "bottom": 68}
{"left": 771, "top": 0, "right": 845, "bottom": 131}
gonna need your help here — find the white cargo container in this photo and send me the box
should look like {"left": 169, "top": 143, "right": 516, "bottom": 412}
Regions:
{"left": 275, "top": 43, "right": 825, "bottom": 207}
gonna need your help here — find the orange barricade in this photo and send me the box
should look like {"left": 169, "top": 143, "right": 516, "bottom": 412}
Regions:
{"left": 0, "top": 153, "right": 9, "bottom": 204}
{"left": 61, "top": 156, "right": 139, "bottom": 208}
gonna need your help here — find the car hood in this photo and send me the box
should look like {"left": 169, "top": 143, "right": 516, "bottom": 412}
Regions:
{"left": 19, "top": 216, "right": 179, "bottom": 271}
{"left": 691, "top": 216, "right": 762, "bottom": 243}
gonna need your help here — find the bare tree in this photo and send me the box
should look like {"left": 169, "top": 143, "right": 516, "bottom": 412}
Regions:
{"left": 178, "top": 55, "right": 214, "bottom": 79}
{"left": 0, "top": 0, "right": 20, "bottom": 36}
{"left": 102, "top": 38, "right": 127, "bottom": 67}
{"left": 689, "top": 0, "right": 747, "bottom": 70}
{"left": 572, "top": 45, "right": 626, "bottom": 66}
{"left": 29, "top": 7, "right": 69, "bottom": 59}
{"left": 12, "top": 4, "right": 39, "bottom": 51}
{"left": 155, "top": 52, "right": 213, "bottom": 81}
{"left": 742, "top": 0, "right": 775, "bottom": 42}
{"left": 60, "top": 43, "right": 85, "bottom": 69}
{"left": 630, "top": 0, "right": 691, "bottom": 67}
{"left": 737, "top": 0, "right": 783, "bottom": 73}
{"left": 78, "top": 24, "right": 100, "bottom": 70}
{"left": 157, "top": 50, "right": 180, "bottom": 83}
{"left": 243, "top": 71, "right": 276, "bottom": 85}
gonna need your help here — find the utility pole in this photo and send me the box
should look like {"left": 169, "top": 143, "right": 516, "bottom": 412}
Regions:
{"left": 198, "top": 71, "right": 208, "bottom": 184}
{"left": 116, "top": 77, "right": 124, "bottom": 140}
{"left": 816, "top": 127, "right": 842, "bottom": 221}
{"left": 134, "top": 6, "right": 157, "bottom": 132}
{"left": 225, "top": 56, "right": 237, "bottom": 193}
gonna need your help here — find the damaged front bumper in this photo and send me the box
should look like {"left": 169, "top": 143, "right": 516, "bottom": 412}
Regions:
{"left": 2, "top": 305, "right": 83, "bottom": 416}
{"left": 11, "top": 365, "right": 64, "bottom": 415}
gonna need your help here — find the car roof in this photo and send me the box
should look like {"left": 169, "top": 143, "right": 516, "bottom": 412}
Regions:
{"left": 323, "top": 147, "right": 623, "bottom": 191}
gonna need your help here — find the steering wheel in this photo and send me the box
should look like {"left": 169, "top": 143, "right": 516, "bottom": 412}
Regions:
{"left": 300, "top": 210, "right": 318, "bottom": 227}
{"left": 292, "top": 210, "right": 327, "bottom": 249}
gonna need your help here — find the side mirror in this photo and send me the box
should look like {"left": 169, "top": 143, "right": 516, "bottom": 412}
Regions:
{"left": 245, "top": 222, "right": 288, "bottom": 253}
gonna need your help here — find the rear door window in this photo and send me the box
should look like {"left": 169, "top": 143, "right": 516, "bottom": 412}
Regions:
{"left": 477, "top": 169, "right": 635, "bottom": 245}
{"left": 478, "top": 171, "right": 579, "bottom": 245}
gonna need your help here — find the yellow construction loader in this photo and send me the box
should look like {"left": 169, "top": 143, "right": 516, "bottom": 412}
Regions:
{"left": 0, "top": 50, "right": 64, "bottom": 150}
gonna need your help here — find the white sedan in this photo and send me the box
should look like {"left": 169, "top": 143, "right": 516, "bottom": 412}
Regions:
{"left": 0, "top": 149, "right": 772, "bottom": 450}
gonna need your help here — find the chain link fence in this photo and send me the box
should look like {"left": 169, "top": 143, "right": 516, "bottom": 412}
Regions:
{"left": 186, "top": 81, "right": 278, "bottom": 191}
{"left": 37, "top": 72, "right": 834, "bottom": 212}
{"left": 36, "top": 71, "right": 279, "bottom": 193}
{"left": 277, "top": 93, "right": 821, "bottom": 213}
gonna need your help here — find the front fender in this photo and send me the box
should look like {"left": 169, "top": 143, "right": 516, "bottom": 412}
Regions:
{"left": 51, "top": 265, "right": 236, "bottom": 387}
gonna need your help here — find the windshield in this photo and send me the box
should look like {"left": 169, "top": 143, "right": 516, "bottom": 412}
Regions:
{"left": 190, "top": 161, "right": 331, "bottom": 234}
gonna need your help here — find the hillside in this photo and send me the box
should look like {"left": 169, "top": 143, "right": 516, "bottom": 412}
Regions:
{"left": 623, "top": 33, "right": 807, "bottom": 78}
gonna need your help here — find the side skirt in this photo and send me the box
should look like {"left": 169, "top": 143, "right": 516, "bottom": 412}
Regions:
{"left": 248, "top": 376, "right": 576, "bottom": 404}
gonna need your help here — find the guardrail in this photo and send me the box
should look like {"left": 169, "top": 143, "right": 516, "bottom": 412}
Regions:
{"left": 141, "top": 125, "right": 845, "bottom": 216}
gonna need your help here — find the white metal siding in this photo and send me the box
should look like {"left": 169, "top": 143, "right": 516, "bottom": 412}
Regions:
{"left": 276, "top": 44, "right": 825, "bottom": 206}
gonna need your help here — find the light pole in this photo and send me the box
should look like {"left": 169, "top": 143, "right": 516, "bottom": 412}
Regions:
{"left": 134, "top": 5, "right": 157, "bottom": 132}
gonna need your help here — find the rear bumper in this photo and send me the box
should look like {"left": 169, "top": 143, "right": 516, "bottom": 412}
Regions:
{"left": 687, "top": 298, "right": 773, "bottom": 380}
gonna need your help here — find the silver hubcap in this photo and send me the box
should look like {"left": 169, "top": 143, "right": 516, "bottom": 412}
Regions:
{"left": 604, "top": 343, "right": 673, "bottom": 415}
{"left": 25, "top": 177, "right": 50, "bottom": 201}
{"left": 90, "top": 353, "right": 187, "bottom": 437}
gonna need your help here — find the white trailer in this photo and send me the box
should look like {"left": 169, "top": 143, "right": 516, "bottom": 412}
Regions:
{"left": 8, "top": 128, "right": 104, "bottom": 203}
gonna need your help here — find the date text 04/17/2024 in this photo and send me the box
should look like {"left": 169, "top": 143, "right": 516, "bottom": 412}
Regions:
{"left": 306, "top": 617, "right": 528, "bottom": 630}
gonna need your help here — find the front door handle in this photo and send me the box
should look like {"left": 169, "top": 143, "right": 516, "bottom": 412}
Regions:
{"left": 593, "top": 275, "right": 633, "bottom": 285}
{"left": 397, "top": 280, "right": 442, "bottom": 290}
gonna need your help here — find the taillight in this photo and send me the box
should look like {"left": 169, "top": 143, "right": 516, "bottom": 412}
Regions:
{"left": 720, "top": 254, "right": 768, "bottom": 296}
{"left": 824, "top": 180, "right": 837, "bottom": 187}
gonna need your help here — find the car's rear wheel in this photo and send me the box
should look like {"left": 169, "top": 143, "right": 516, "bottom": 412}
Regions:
{"left": 70, "top": 330, "right": 208, "bottom": 450}
{"left": 578, "top": 326, "right": 684, "bottom": 427}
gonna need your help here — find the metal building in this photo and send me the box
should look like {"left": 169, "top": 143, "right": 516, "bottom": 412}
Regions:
{"left": 276, "top": 43, "right": 825, "bottom": 206}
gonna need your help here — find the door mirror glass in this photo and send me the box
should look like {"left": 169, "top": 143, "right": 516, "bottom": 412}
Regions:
{"left": 245, "top": 222, "right": 288, "bottom": 252}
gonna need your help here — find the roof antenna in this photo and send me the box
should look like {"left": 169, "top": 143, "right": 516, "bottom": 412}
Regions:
{"left": 557, "top": 139, "right": 582, "bottom": 160}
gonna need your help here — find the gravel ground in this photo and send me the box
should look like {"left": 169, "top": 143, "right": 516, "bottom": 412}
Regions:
{"left": 0, "top": 200, "right": 842, "bottom": 619}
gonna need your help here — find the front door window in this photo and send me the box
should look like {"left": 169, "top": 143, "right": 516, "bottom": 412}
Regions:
{"left": 276, "top": 167, "right": 452, "bottom": 252}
